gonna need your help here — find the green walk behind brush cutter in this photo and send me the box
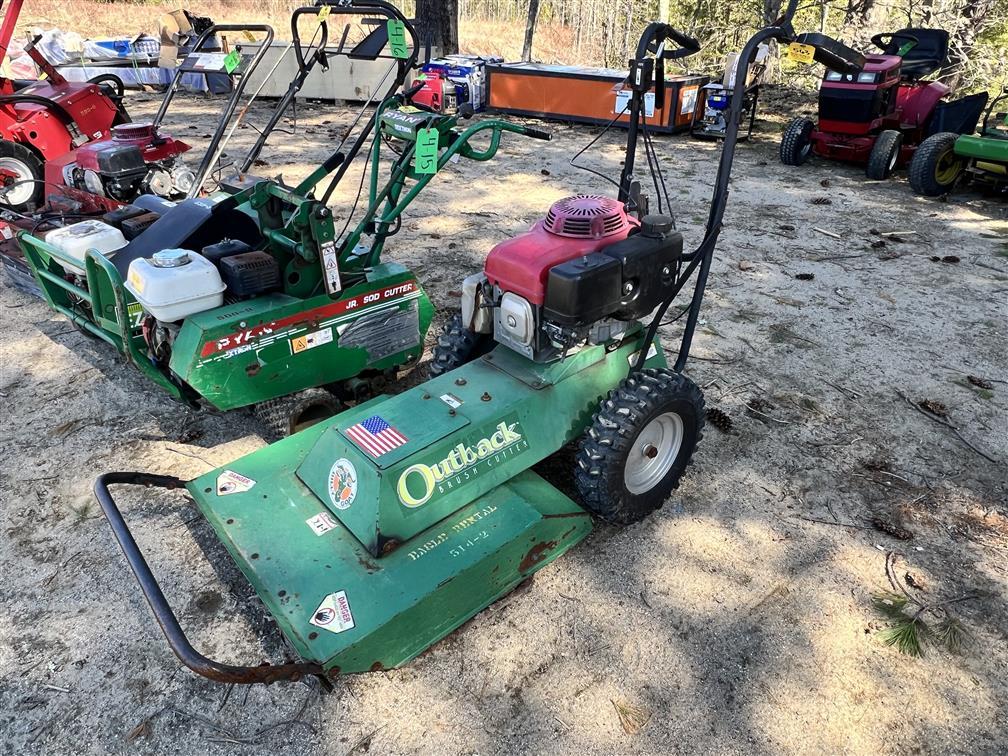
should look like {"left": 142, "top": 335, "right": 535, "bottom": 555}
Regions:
{"left": 13, "top": 1, "right": 548, "bottom": 438}
{"left": 94, "top": 1, "right": 862, "bottom": 684}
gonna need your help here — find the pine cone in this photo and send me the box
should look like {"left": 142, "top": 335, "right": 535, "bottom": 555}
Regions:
{"left": 706, "top": 407, "right": 733, "bottom": 434}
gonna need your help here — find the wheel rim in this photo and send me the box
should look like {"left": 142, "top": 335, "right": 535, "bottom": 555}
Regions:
{"left": 799, "top": 140, "right": 812, "bottom": 159}
{"left": 934, "top": 149, "right": 961, "bottom": 184}
{"left": 0, "top": 156, "right": 36, "bottom": 207}
{"left": 624, "top": 411, "right": 684, "bottom": 495}
{"left": 888, "top": 145, "right": 899, "bottom": 171}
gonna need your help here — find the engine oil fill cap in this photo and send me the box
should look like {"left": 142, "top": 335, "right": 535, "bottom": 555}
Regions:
{"left": 152, "top": 249, "right": 192, "bottom": 268}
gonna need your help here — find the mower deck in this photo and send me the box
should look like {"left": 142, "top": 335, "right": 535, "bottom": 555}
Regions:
{"left": 189, "top": 432, "right": 589, "bottom": 674}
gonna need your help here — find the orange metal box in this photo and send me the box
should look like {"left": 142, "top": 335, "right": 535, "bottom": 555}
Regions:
{"left": 486, "top": 62, "right": 708, "bottom": 133}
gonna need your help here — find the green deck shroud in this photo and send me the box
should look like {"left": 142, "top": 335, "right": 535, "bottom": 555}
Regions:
{"left": 955, "top": 134, "right": 1008, "bottom": 162}
{"left": 186, "top": 335, "right": 665, "bottom": 674}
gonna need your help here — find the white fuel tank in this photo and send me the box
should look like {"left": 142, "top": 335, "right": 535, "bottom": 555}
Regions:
{"left": 44, "top": 220, "right": 128, "bottom": 275}
{"left": 125, "top": 249, "right": 226, "bottom": 322}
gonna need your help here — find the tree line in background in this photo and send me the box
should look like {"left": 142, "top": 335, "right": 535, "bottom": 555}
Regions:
{"left": 413, "top": 0, "right": 1006, "bottom": 92}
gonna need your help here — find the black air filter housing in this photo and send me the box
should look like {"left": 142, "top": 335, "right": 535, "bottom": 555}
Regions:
{"left": 120, "top": 211, "right": 161, "bottom": 240}
{"left": 220, "top": 251, "right": 280, "bottom": 296}
{"left": 544, "top": 253, "right": 623, "bottom": 327}
{"left": 543, "top": 215, "right": 682, "bottom": 327}
{"left": 95, "top": 144, "right": 146, "bottom": 178}
{"left": 102, "top": 204, "right": 147, "bottom": 229}
{"left": 202, "top": 238, "right": 252, "bottom": 265}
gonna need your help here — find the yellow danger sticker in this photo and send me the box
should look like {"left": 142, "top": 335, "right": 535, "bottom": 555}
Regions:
{"left": 291, "top": 327, "right": 334, "bottom": 354}
{"left": 787, "top": 43, "right": 816, "bottom": 64}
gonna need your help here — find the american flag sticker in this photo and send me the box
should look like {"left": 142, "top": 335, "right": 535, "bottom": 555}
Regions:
{"left": 344, "top": 415, "right": 408, "bottom": 458}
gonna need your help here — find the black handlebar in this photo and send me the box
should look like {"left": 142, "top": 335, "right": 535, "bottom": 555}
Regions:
{"left": 522, "top": 126, "right": 551, "bottom": 141}
{"left": 93, "top": 473, "right": 325, "bottom": 684}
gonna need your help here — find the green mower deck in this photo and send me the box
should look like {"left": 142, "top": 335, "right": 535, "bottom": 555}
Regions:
{"left": 96, "top": 334, "right": 665, "bottom": 680}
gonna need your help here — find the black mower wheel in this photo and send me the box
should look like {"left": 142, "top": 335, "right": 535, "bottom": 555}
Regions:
{"left": 0, "top": 139, "right": 44, "bottom": 212}
{"left": 428, "top": 311, "right": 494, "bottom": 378}
{"left": 780, "top": 117, "right": 815, "bottom": 166}
{"left": 574, "top": 368, "right": 705, "bottom": 525}
{"left": 909, "top": 132, "right": 965, "bottom": 197}
{"left": 255, "top": 387, "right": 343, "bottom": 440}
{"left": 866, "top": 129, "right": 903, "bottom": 180}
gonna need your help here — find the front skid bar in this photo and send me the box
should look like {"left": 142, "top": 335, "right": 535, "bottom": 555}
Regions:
{"left": 93, "top": 472, "right": 325, "bottom": 685}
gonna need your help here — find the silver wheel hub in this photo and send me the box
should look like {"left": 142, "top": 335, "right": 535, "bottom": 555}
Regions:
{"left": 624, "top": 411, "right": 684, "bottom": 495}
{"left": 0, "top": 156, "right": 35, "bottom": 207}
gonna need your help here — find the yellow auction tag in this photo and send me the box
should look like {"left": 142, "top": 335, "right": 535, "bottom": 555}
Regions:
{"left": 318, "top": 5, "right": 331, "bottom": 22}
{"left": 787, "top": 43, "right": 816, "bottom": 64}
{"left": 243, "top": 30, "right": 256, "bottom": 43}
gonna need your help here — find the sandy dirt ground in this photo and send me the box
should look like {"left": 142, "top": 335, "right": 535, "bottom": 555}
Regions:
{"left": 0, "top": 89, "right": 1006, "bottom": 755}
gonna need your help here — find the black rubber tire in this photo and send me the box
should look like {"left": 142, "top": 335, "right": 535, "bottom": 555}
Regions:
{"left": 908, "top": 132, "right": 965, "bottom": 197}
{"left": 255, "top": 387, "right": 342, "bottom": 440}
{"left": 0, "top": 139, "right": 44, "bottom": 212}
{"left": 429, "top": 312, "right": 494, "bottom": 378}
{"left": 780, "top": 117, "right": 815, "bottom": 166}
{"left": 574, "top": 368, "right": 705, "bottom": 525}
{"left": 866, "top": 129, "right": 903, "bottom": 180}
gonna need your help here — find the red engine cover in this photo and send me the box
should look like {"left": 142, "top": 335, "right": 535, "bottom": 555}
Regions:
{"left": 484, "top": 195, "right": 638, "bottom": 305}
{"left": 74, "top": 122, "right": 190, "bottom": 171}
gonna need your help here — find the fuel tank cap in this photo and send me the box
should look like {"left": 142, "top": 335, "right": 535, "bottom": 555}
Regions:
{"left": 640, "top": 214, "right": 674, "bottom": 237}
{"left": 151, "top": 248, "right": 192, "bottom": 268}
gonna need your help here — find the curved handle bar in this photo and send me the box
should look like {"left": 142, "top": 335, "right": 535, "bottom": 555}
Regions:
{"left": 292, "top": 0, "right": 419, "bottom": 70}
{"left": 94, "top": 473, "right": 326, "bottom": 685}
{"left": 152, "top": 23, "right": 275, "bottom": 130}
{"left": 630, "top": 23, "right": 700, "bottom": 113}
{"left": 291, "top": 8, "right": 330, "bottom": 72}
{"left": 631, "top": 0, "right": 875, "bottom": 374}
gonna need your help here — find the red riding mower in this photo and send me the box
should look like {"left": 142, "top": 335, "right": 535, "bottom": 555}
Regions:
{"left": 780, "top": 29, "right": 989, "bottom": 179}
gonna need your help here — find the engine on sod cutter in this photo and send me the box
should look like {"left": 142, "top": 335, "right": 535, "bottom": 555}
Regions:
{"left": 93, "top": 1, "right": 861, "bottom": 684}
{"left": 14, "top": 1, "right": 547, "bottom": 439}
{"left": 779, "top": 29, "right": 989, "bottom": 179}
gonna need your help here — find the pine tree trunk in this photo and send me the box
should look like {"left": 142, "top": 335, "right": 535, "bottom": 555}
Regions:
{"left": 522, "top": 0, "right": 541, "bottom": 61}
{"left": 416, "top": 0, "right": 459, "bottom": 56}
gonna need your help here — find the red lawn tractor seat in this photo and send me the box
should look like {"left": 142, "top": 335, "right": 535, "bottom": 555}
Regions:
{"left": 879, "top": 28, "right": 949, "bottom": 80}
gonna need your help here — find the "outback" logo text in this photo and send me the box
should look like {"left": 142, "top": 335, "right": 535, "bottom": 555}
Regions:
{"left": 396, "top": 421, "right": 527, "bottom": 508}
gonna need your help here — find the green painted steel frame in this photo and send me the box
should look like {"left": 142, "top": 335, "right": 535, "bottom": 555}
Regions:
{"left": 17, "top": 231, "right": 188, "bottom": 400}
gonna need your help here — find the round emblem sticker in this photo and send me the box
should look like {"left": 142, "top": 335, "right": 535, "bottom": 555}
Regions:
{"left": 327, "top": 458, "right": 358, "bottom": 510}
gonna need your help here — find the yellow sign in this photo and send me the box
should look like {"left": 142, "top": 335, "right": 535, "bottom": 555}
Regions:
{"left": 787, "top": 43, "right": 816, "bottom": 64}
{"left": 243, "top": 30, "right": 256, "bottom": 43}
{"left": 318, "top": 5, "right": 331, "bottom": 22}
{"left": 291, "top": 336, "right": 308, "bottom": 353}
